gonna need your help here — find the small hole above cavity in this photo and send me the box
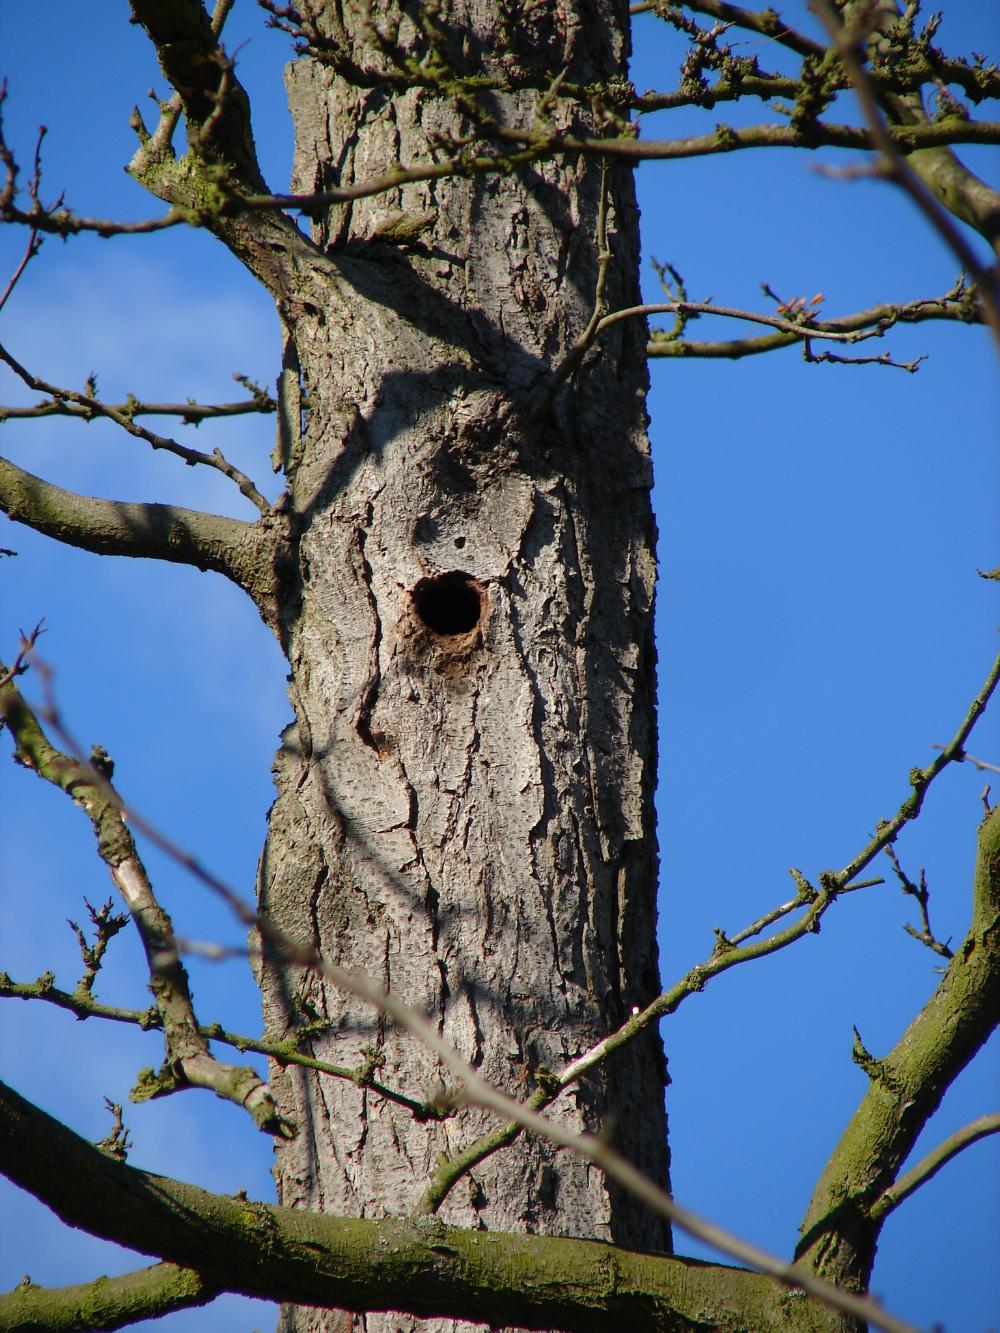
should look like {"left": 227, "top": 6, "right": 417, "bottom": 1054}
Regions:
{"left": 454, "top": 536, "right": 466, "bottom": 549}
{"left": 412, "top": 571, "right": 483, "bottom": 636}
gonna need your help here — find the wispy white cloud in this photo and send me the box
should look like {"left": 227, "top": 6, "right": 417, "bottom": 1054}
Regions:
{"left": 2, "top": 247, "right": 281, "bottom": 513}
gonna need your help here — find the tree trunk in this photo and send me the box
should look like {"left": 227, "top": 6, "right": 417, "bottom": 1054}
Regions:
{"left": 254, "top": 3, "right": 669, "bottom": 1327}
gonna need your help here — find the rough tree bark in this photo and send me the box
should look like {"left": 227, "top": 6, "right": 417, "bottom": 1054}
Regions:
{"left": 245, "top": 2, "right": 670, "bottom": 1328}
{"left": 3, "top": 3, "right": 999, "bottom": 1330}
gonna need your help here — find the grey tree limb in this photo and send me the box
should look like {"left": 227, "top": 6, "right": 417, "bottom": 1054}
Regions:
{"left": 0, "top": 455, "right": 283, "bottom": 613}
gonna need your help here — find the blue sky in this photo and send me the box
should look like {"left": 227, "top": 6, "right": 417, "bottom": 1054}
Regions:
{"left": 0, "top": 4, "right": 997, "bottom": 1330}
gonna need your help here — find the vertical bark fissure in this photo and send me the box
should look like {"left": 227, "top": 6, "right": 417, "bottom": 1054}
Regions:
{"left": 255, "top": 5, "right": 669, "bottom": 1327}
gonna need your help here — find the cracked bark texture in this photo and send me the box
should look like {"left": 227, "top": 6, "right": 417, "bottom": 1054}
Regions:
{"left": 255, "top": 4, "right": 669, "bottom": 1328}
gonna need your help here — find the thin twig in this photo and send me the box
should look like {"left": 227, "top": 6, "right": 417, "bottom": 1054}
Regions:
{"left": 727, "top": 876, "right": 884, "bottom": 948}
{"left": 603, "top": 300, "right": 913, "bottom": 342}
{"left": 648, "top": 283, "right": 982, "bottom": 360}
{"left": 418, "top": 647, "right": 1000, "bottom": 1211}
{"left": 884, "top": 846, "right": 953, "bottom": 960}
{"left": 932, "top": 744, "right": 1000, "bottom": 775}
{"left": 802, "top": 339, "right": 925, "bottom": 372}
{"left": 8, "top": 646, "right": 927, "bottom": 1333}
{"left": 807, "top": 0, "right": 1000, "bottom": 350}
{"left": 870, "top": 1113, "right": 1000, "bottom": 1222}
{"left": 0, "top": 619, "right": 44, "bottom": 690}
{"left": 0, "top": 658, "right": 291, "bottom": 1137}
{"left": 0, "top": 973, "right": 438, "bottom": 1120}
{"left": 631, "top": 0, "right": 824, "bottom": 61}
{"left": 0, "top": 388, "right": 276, "bottom": 426}
{"left": 0, "top": 222, "right": 41, "bottom": 316}
{"left": 837, "top": 647, "right": 1000, "bottom": 887}
{"left": 541, "top": 293, "right": 933, "bottom": 410}
{"left": 0, "top": 342, "right": 271, "bottom": 514}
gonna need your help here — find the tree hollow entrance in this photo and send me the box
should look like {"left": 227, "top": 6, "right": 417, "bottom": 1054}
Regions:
{"left": 412, "top": 572, "right": 485, "bottom": 636}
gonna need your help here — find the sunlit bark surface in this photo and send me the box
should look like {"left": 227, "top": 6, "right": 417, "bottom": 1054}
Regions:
{"left": 255, "top": 4, "right": 669, "bottom": 1327}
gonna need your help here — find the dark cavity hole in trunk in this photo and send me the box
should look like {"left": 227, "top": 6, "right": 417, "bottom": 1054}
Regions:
{"left": 413, "top": 571, "right": 483, "bottom": 635}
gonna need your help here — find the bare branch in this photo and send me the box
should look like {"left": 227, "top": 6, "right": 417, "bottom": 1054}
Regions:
{"left": 800, "top": 341, "right": 925, "bottom": 371}
{"left": 634, "top": 0, "right": 1000, "bottom": 104}
{"left": 420, "top": 646, "right": 1000, "bottom": 1212}
{"left": 0, "top": 1076, "right": 908, "bottom": 1333}
{"left": 0, "top": 666, "right": 292, "bottom": 1138}
{"left": 631, "top": 0, "right": 824, "bottom": 61}
{"left": 648, "top": 284, "right": 982, "bottom": 358}
{"left": 884, "top": 847, "right": 953, "bottom": 959}
{"left": 0, "top": 1262, "right": 221, "bottom": 1333}
{"left": 547, "top": 282, "right": 977, "bottom": 403}
{"left": 487, "top": 115, "right": 1000, "bottom": 163}
{"left": 807, "top": 0, "right": 1000, "bottom": 348}
{"left": 607, "top": 299, "right": 910, "bottom": 342}
{"left": 6, "top": 113, "right": 995, "bottom": 253}
{"left": 869, "top": 1114, "right": 1000, "bottom": 1222}
{"left": 0, "top": 456, "right": 279, "bottom": 607}
{"left": 238, "top": 140, "right": 564, "bottom": 215}
{"left": 0, "top": 200, "right": 192, "bottom": 238}
{"left": 127, "top": 0, "right": 267, "bottom": 193}
{"left": 797, "top": 803, "right": 1000, "bottom": 1289}
{"left": 0, "top": 973, "right": 442, "bottom": 1122}
{"left": 0, "top": 385, "right": 276, "bottom": 427}
{"left": 225, "top": 117, "right": 1000, "bottom": 234}
{"left": 0, "top": 340, "right": 271, "bottom": 514}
